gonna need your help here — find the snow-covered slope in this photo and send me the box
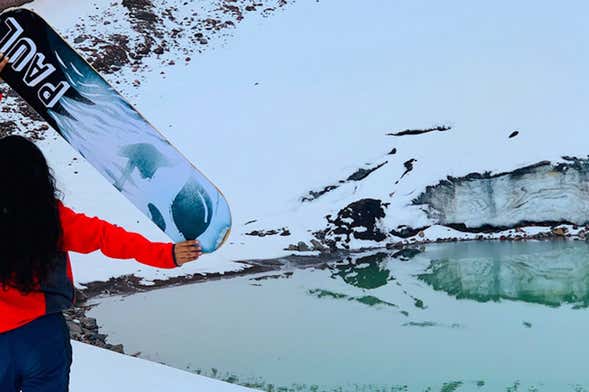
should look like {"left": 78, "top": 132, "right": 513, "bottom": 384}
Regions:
{"left": 3, "top": 0, "right": 587, "bottom": 274}
{"left": 71, "top": 341, "right": 254, "bottom": 391}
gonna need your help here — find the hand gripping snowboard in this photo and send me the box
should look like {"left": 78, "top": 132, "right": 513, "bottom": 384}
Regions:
{"left": 0, "top": 8, "right": 231, "bottom": 252}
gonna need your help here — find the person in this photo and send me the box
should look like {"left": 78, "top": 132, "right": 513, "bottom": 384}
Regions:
{"left": 0, "top": 53, "right": 202, "bottom": 391}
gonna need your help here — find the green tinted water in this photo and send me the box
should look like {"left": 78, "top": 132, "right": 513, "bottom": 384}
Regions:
{"left": 88, "top": 241, "right": 589, "bottom": 391}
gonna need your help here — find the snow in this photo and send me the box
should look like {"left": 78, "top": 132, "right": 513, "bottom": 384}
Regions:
{"left": 4, "top": 0, "right": 588, "bottom": 388}
{"left": 71, "top": 341, "right": 255, "bottom": 391}
{"left": 14, "top": 0, "right": 587, "bottom": 278}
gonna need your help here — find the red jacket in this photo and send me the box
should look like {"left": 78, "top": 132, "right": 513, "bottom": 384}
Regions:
{"left": 0, "top": 201, "right": 177, "bottom": 333}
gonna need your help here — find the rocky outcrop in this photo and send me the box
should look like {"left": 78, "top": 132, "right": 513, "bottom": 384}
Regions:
{"left": 63, "top": 290, "right": 125, "bottom": 353}
{"left": 301, "top": 162, "right": 388, "bottom": 202}
{"left": 320, "top": 198, "right": 388, "bottom": 249}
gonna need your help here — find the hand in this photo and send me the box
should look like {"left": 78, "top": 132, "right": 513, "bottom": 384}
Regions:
{"left": 0, "top": 53, "right": 9, "bottom": 84}
{"left": 174, "top": 240, "right": 202, "bottom": 266}
{"left": 0, "top": 53, "right": 9, "bottom": 75}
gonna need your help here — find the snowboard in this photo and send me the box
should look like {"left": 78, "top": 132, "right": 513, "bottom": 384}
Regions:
{"left": 0, "top": 8, "right": 231, "bottom": 253}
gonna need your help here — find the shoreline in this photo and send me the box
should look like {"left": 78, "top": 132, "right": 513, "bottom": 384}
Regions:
{"left": 66, "top": 228, "right": 588, "bottom": 354}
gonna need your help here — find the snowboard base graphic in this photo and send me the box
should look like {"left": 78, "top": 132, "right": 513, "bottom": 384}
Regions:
{"left": 0, "top": 8, "right": 231, "bottom": 252}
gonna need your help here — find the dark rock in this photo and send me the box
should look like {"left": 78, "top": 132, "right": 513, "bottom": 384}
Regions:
{"left": 310, "top": 239, "right": 329, "bottom": 253}
{"left": 81, "top": 317, "right": 98, "bottom": 330}
{"left": 297, "top": 241, "right": 311, "bottom": 251}
{"left": 66, "top": 321, "right": 83, "bottom": 336}
{"left": 323, "top": 199, "right": 388, "bottom": 246}
{"left": 387, "top": 125, "right": 451, "bottom": 137}
{"left": 110, "top": 344, "right": 125, "bottom": 354}
{"left": 346, "top": 161, "right": 387, "bottom": 182}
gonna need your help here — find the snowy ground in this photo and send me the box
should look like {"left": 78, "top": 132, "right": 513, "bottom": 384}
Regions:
{"left": 20, "top": 0, "right": 589, "bottom": 281}
{"left": 71, "top": 341, "right": 255, "bottom": 391}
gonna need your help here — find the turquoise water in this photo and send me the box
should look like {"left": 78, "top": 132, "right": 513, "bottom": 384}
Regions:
{"left": 88, "top": 241, "right": 589, "bottom": 391}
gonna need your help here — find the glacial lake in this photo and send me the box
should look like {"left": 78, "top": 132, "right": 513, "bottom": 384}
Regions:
{"left": 88, "top": 241, "right": 589, "bottom": 391}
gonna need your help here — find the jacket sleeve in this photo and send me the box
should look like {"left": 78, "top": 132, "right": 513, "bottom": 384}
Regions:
{"left": 58, "top": 201, "right": 177, "bottom": 269}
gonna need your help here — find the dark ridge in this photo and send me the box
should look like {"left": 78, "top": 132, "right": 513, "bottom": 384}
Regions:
{"left": 388, "top": 148, "right": 397, "bottom": 155}
{"left": 245, "top": 228, "right": 291, "bottom": 237}
{"left": 390, "top": 225, "right": 429, "bottom": 238}
{"left": 391, "top": 220, "right": 580, "bottom": 238}
{"left": 302, "top": 161, "right": 388, "bottom": 203}
{"left": 301, "top": 185, "right": 340, "bottom": 202}
{"left": 346, "top": 161, "right": 387, "bottom": 182}
{"left": 444, "top": 221, "right": 579, "bottom": 234}
{"left": 561, "top": 155, "right": 589, "bottom": 162}
{"left": 244, "top": 219, "right": 258, "bottom": 225}
{"left": 508, "top": 130, "right": 519, "bottom": 138}
{"left": 401, "top": 158, "right": 417, "bottom": 178}
{"left": 387, "top": 125, "right": 451, "bottom": 137}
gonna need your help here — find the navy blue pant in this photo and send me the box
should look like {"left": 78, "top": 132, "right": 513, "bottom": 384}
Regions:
{"left": 0, "top": 313, "right": 72, "bottom": 392}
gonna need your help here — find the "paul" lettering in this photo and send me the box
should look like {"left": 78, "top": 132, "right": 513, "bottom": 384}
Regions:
{"left": 0, "top": 17, "right": 70, "bottom": 109}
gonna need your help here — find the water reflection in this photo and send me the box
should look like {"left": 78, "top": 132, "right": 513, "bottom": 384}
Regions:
{"left": 418, "top": 241, "right": 589, "bottom": 308}
{"left": 330, "top": 252, "right": 392, "bottom": 289}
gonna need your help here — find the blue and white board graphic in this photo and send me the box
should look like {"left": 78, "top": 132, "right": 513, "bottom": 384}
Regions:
{"left": 0, "top": 9, "right": 231, "bottom": 252}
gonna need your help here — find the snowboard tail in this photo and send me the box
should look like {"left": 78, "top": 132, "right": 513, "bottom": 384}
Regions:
{"left": 0, "top": 8, "right": 231, "bottom": 252}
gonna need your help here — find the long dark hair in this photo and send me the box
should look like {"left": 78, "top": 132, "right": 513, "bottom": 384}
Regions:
{"left": 0, "top": 135, "right": 62, "bottom": 293}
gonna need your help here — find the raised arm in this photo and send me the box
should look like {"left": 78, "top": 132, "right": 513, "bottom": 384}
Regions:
{"left": 58, "top": 201, "right": 178, "bottom": 269}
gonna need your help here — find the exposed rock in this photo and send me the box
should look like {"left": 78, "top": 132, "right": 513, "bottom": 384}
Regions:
{"left": 509, "top": 131, "right": 519, "bottom": 138}
{"left": 0, "top": 121, "right": 19, "bottom": 136}
{"left": 245, "top": 227, "right": 290, "bottom": 237}
{"left": 310, "top": 239, "right": 329, "bottom": 253}
{"left": 66, "top": 320, "right": 83, "bottom": 336}
{"left": 321, "top": 199, "right": 388, "bottom": 248}
{"left": 551, "top": 227, "right": 567, "bottom": 237}
{"left": 110, "top": 344, "right": 125, "bottom": 354}
{"left": 81, "top": 317, "right": 98, "bottom": 330}
{"left": 387, "top": 125, "right": 451, "bottom": 137}
{"left": 302, "top": 162, "right": 388, "bottom": 202}
{"left": 301, "top": 185, "right": 339, "bottom": 202}
{"left": 401, "top": 159, "right": 417, "bottom": 178}
{"left": 346, "top": 161, "right": 388, "bottom": 182}
{"left": 296, "top": 241, "right": 310, "bottom": 251}
{"left": 385, "top": 241, "right": 405, "bottom": 250}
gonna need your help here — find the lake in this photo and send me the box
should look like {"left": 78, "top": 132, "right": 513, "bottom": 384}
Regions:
{"left": 88, "top": 241, "right": 589, "bottom": 391}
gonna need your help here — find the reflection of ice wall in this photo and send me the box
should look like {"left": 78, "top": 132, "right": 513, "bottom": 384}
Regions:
{"left": 419, "top": 242, "right": 589, "bottom": 307}
{"left": 414, "top": 160, "right": 589, "bottom": 229}
{"left": 47, "top": 50, "right": 230, "bottom": 252}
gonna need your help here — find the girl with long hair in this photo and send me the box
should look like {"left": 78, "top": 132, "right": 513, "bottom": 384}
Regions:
{"left": 0, "top": 53, "right": 202, "bottom": 392}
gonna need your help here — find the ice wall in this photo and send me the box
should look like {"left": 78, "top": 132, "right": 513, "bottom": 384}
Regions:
{"left": 413, "top": 159, "right": 589, "bottom": 229}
